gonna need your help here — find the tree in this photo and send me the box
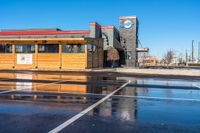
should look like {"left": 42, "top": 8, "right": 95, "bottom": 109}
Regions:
{"left": 161, "top": 49, "right": 175, "bottom": 64}
{"left": 107, "top": 46, "right": 120, "bottom": 67}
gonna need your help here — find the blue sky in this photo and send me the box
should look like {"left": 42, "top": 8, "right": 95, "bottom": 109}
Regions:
{"left": 0, "top": 0, "right": 200, "bottom": 58}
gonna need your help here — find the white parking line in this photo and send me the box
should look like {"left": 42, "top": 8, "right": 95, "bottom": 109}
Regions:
{"left": 0, "top": 78, "right": 17, "bottom": 94}
{"left": 0, "top": 90, "right": 16, "bottom": 94}
{"left": 138, "top": 79, "right": 200, "bottom": 89}
{"left": 48, "top": 80, "right": 131, "bottom": 133}
{"left": 13, "top": 82, "right": 200, "bottom": 97}
{"left": 0, "top": 80, "right": 69, "bottom": 94}
{"left": 32, "top": 80, "right": 69, "bottom": 89}
{"left": 192, "top": 83, "right": 200, "bottom": 89}
{"left": 113, "top": 95, "right": 200, "bottom": 102}
{"left": 6, "top": 88, "right": 200, "bottom": 102}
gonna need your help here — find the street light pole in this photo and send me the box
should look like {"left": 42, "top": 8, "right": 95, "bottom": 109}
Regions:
{"left": 192, "top": 40, "right": 194, "bottom": 63}
{"left": 186, "top": 49, "right": 188, "bottom": 63}
{"left": 198, "top": 41, "right": 200, "bottom": 63}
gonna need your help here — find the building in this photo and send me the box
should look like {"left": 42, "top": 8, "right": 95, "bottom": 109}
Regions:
{"left": 0, "top": 16, "right": 139, "bottom": 69}
{"left": 138, "top": 56, "right": 157, "bottom": 66}
{"left": 119, "top": 16, "right": 138, "bottom": 67}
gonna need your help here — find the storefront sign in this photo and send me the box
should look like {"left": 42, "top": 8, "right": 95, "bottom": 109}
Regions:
{"left": 121, "top": 20, "right": 133, "bottom": 29}
{"left": 17, "top": 54, "right": 32, "bottom": 64}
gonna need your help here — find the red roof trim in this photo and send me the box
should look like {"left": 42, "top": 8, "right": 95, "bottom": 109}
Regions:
{"left": 90, "top": 22, "right": 101, "bottom": 28}
{"left": 119, "top": 16, "right": 137, "bottom": 19}
{"left": 90, "top": 22, "right": 115, "bottom": 29}
{"left": 90, "top": 22, "right": 96, "bottom": 26}
{"left": 0, "top": 30, "right": 90, "bottom": 35}
{"left": 101, "top": 25, "right": 114, "bottom": 29}
{"left": 90, "top": 22, "right": 101, "bottom": 26}
{"left": 1, "top": 28, "right": 61, "bottom": 32}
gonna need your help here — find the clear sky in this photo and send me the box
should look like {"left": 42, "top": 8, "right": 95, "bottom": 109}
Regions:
{"left": 0, "top": 0, "right": 200, "bottom": 58}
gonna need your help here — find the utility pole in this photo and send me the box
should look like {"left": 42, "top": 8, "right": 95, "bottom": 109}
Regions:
{"left": 186, "top": 49, "right": 188, "bottom": 62}
{"left": 198, "top": 42, "right": 200, "bottom": 63}
{"left": 192, "top": 40, "right": 194, "bottom": 63}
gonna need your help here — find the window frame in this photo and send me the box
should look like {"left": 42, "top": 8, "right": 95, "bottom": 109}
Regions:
{"left": 15, "top": 44, "right": 35, "bottom": 53}
{"left": 38, "top": 44, "right": 59, "bottom": 53}
{"left": 0, "top": 44, "right": 12, "bottom": 53}
{"left": 62, "top": 44, "right": 85, "bottom": 53}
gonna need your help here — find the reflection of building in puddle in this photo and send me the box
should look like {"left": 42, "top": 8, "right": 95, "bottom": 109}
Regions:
{"left": 136, "top": 79, "right": 150, "bottom": 95}
{"left": 0, "top": 73, "right": 16, "bottom": 90}
{"left": 32, "top": 74, "right": 102, "bottom": 93}
{"left": 115, "top": 87, "right": 136, "bottom": 121}
{"left": 115, "top": 77, "right": 137, "bottom": 122}
{"left": 1, "top": 73, "right": 119, "bottom": 105}
{"left": 89, "top": 77, "right": 137, "bottom": 122}
{"left": 136, "top": 79, "right": 175, "bottom": 97}
{"left": 136, "top": 87, "right": 149, "bottom": 94}
{"left": 16, "top": 73, "right": 33, "bottom": 91}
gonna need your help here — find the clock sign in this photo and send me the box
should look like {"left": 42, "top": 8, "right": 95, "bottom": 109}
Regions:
{"left": 121, "top": 20, "right": 133, "bottom": 29}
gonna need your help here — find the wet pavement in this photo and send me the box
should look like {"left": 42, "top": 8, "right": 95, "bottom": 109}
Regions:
{"left": 0, "top": 71, "right": 200, "bottom": 133}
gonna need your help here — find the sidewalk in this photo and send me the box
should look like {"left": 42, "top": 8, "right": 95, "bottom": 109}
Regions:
{"left": 0, "top": 68, "right": 200, "bottom": 77}
{"left": 116, "top": 68, "right": 200, "bottom": 77}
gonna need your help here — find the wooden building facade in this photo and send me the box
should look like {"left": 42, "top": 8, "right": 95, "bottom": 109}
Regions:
{"left": 0, "top": 38, "right": 103, "bottom": 69}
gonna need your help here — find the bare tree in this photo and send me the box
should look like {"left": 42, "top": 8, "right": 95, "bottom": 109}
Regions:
{"left": 107, "top": 46, "right": 120, "bottom": 67}
{"left": 161, "top": 49, "right": 175, "bottom": 64}
{"left": 107, "top": 46, "right": 120, "bottom": 61}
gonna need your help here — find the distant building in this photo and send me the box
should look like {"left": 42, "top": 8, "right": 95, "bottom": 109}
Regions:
{"left": 138, "top": 56, "right": 157, "bottom": 66}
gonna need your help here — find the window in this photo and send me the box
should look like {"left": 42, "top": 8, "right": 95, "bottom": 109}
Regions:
{"left": 93, "top": 45, "right": 97, "bottom": 53}
{"left": 88, "top": 44, "right": 92, "bottom": 52}
{"left": 62, "top": 44, "right": 85, "bottom": 53}
{"left": 88, "top": 44, "right": 97, "bottom": 53}
{"left": 16, "top": 44, "right": 35, "bottom": 53}
{"left": 0, "top": 44, "right": 12, "bottom": 53}
{"left": 38, "top": 44, "right": 59, "bottom": 53}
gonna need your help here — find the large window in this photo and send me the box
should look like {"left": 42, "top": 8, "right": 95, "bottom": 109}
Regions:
{"left": 88, "top": 44, "right": 92, "bottom": 52}
{"left": 62, "top": 44, "right": 85, "bottom": 53}
{"left": 16, "top": 44, "right": 35, "bottom": 53}
{"left": 0, "top": 44, "right": 12, "bottom": 53}
{"left": 38, "top": 44, "right": 59, "bottom": 53}
{"left": 87, "top": 44, "right": 96, "bottom": 53}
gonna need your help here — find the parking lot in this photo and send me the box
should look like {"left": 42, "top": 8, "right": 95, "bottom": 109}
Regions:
{"left": 0, "top": 71, "right": 200, "bottom": 133}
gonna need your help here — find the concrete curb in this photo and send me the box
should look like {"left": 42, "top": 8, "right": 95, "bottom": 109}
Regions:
{"left": 116, "top": 68, "right": 200, "bottom": 77}
{"left": 0, "top": 68, "right": 200, "bottom": 77}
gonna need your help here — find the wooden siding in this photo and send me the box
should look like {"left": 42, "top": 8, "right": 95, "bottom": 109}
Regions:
{"left": 62, "top": 53, "right": 87, "bottom": 69}
{"left": 0, "top": 54, "right": 13, "bottom": 68}
{"left": 0, "top": 53, "right": 88, "bottom": 69}
{"left": 0, "top": 38, "right": 104, "bottom": 69}
{"left": 37, "top": 54, "right": 60, "bottom": 69}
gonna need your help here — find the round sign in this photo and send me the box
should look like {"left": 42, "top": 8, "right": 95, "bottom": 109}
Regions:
{"left": 123, "top": 20, "right": 133, "bottom": 29}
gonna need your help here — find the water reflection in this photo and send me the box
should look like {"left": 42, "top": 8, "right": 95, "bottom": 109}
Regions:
{"left": 88, "top": 77, "right": 200, "bottom": 123}
{"left": 0, "top": 73, "right": 16, "bottom": 90}
{"left": 0, "top": 72, "right": 200, "bottom": 125}
{"left": 0, "top": 72, "right": 119, "bottom": 105}
{"left": 0, "top": 72, "right": 119, "bottom": 93}
{"left": 90, "top": 77, "right": 138, "bottom": 122}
